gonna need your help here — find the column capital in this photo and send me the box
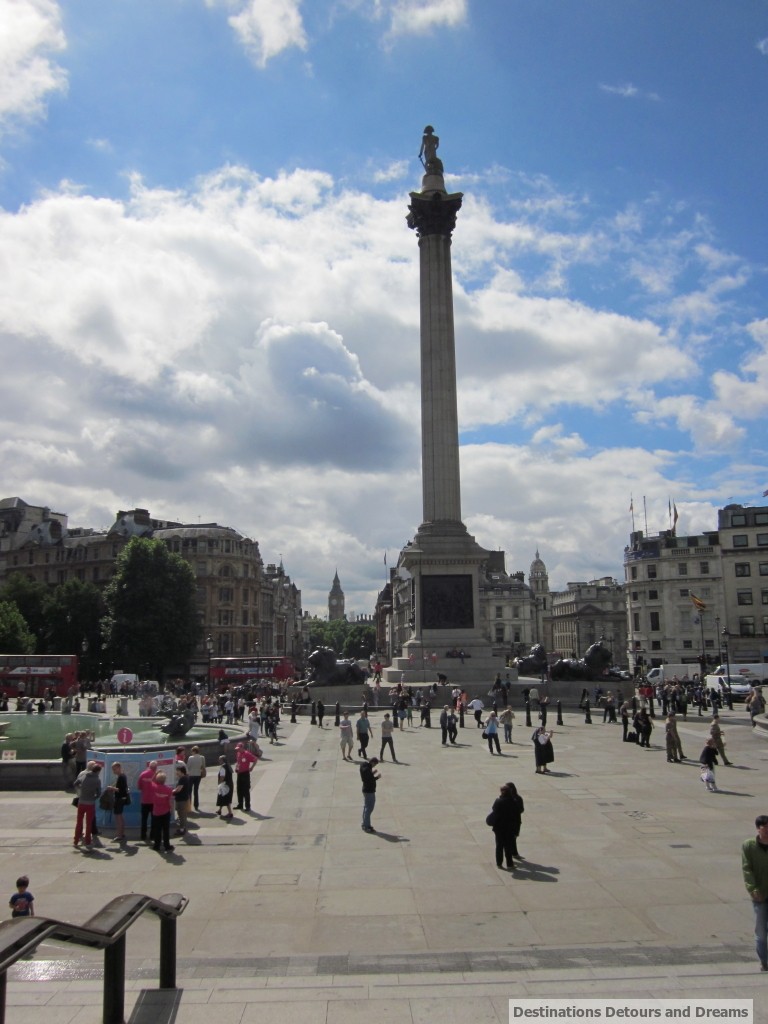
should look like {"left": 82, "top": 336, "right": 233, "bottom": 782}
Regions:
{"left": 407, "top": 191, "right": 463, "bottom": 239}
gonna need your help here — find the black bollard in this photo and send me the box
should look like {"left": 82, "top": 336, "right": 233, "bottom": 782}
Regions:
{"left": 334, "top": 701, "right": 341, "bottom": 727}
{"left": 727, "top": 690, "right": 733, "bottom": 711}
{"left": 290, "top": 700, "right": 297, "bottom": 724}
{"left": 556, "top": 700, "right": 563, "bottom": 726}
{"left": 584, "top": 699, "right": 592, "bottom": 724}
{"left": 310, "top": 700, "right": 317, "bottom": 725}
{"left": 459, "top": 703, "right": 465, "bottom": 728}
{"left": 525, "top": 700, "right": 532, "bottom": 728}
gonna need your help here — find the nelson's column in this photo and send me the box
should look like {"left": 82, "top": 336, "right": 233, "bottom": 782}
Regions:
{"left": 388, "top": 126, "right": 503, "bottom": 684}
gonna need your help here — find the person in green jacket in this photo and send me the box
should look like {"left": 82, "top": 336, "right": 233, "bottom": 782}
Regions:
{"left": 742, "top": 815, "right": 768, "bottom": 971}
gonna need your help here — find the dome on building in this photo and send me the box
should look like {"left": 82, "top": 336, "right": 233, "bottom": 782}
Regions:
{"left": 530, "top": 549, "right": 547, "bottom": 575}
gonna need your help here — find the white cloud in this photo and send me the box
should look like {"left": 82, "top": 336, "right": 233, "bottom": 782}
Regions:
{"left": 600, "top": 82, "right": 660, "bottom": 102}
{"left": 0, "top": 162, "right": 764, "bottom": 612}
{"left": 205, "top": 0, "right": 307, "bottom": 67}
{"left": 757, "top": 38, "right": 768, "bottom": 56}
{"left": 387, "top": 0, "right": 467, "bottom": 37}
{"left": 0, "top": 0, "right": 67, "bottom": 134}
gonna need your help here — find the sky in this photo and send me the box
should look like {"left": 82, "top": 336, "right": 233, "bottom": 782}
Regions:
{"left": 1, "top": 0, "right": 768, "bottom": 618}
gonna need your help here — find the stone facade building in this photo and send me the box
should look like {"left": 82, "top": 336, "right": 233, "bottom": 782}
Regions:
{"left": 0, "top": 496, "right": 304, "bottom": 675}
{"left": 549, "top": 577, "right": 628, "bottom": 665}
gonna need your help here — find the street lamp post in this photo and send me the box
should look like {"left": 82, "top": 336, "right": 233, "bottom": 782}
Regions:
{"left": 206, "top": 635, "right": 213, "bottom": 695}
{"left": 721, "top": 628, "right": 733, "bottom": 709}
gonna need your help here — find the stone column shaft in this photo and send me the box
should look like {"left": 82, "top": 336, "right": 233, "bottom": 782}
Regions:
{"left": 419, "top": 232, "right": 462, "bottom": 524}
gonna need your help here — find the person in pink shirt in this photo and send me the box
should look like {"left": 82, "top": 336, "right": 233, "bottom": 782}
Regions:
{"left": 234, "top": 743, "right": 258, "bottom": 811}
{"left": 150, "top": 770, "right": 174, "bottom": 853}
{"left": 138, "top": 760, "right": 158, "bottom": 842}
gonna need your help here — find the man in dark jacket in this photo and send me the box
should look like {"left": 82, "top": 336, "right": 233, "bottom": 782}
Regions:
{"left": 489, "top": 782, "right": 524, "bottom": 870}
{"left": 360, "top": 757, "right": 380, "bottom": 833}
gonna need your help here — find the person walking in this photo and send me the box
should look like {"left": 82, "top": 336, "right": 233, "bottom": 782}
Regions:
{"left": 532, "top": 726, "right": 554, "bottom": 774}
{"left": 710, "top": 716, "right": 733, "bottom": 766}
{"left": 700, "top": 737, "right": 719, "bottom": 792}
{"left": 356, "top": 710, "right": 373, "bottom": 760}
{"left": 360, "top": 757, "right": 380, "bottom": 833}
{"left": 485, "top": 711, "right": 502, "bottom": 755}
{"left": 633, "top": 708, "right": 653, "bottom": 748}
{"left": 487, "top": 782, "right": 525, "bottom": 870}
{"left": 742, "top": 815, "right": 768, "bottom": 971}
{"left": 339, "top": 712, "right": 354, "bottom": 760}
{"left": 73, "top": 762, "right": 102, "bottom": 850}
{"left": 186, "top": 746, "right": 206, "bottom": 811}
{"left": 447, "top": 706, "right": 458, "bottom": 744}
{"left": 467, "top": 697, "right": 484, "bottom": 728}
{"left": 379, "top": 713, "right": 397, "bottom": 762}
{"left": 9, "top": 875, "right": 34, "bottom": 918}
{"left": 439, "top": 705, "right": 451, "bottom": 745}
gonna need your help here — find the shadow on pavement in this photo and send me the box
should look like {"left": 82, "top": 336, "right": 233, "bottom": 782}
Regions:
{"left": 128, "top": 988, "right": 183, "bottom": 1024}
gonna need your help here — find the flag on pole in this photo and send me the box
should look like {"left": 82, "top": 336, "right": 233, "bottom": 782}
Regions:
{"left": 673, "top": 502, "right": 679, "bottom": 529}
{"left": 629, "top": 497, "right": 633, "bottom": 513}
{"left": 763, "top": 488, "right": 768, "bottom": 497}
{"left": 384, "top": 551, "right": 387, "bottom": 566}
{"left": 690, "top": 592, "right": 706, "bottom": 613}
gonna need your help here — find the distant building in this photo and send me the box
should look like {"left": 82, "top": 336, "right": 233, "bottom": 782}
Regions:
{"left": 328, "top": 571, "right": 345, "bottom": 621}
{"left": 0, "top": 496, "right": 304, "bottom": 676}
{"left": 717, "top": 503, "right": 768, "bottom": 664}
{"left": 550, "top": 577, "right": 627, "bottom": 666}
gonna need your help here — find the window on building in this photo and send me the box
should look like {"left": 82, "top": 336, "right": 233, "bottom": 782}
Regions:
{"left": 650, "top": 611, "right": 660, "bottom": 631}
{"left": 737, "top": 590, "right": 753, "bottom": 605}
{"left": 92, "top": 568, "right": 99, "bottom": 581}
{"left": 633, "top": 612, "right": 640, "bottom": 630}
{"left": 631, "top": 591, "right": 638, "bottom": 601}
{"left": 631, "top": 566, "right": 638, "bottom": 580}
{"left": 647, "top": 565, "right": 657, "bottom": 579}
{"left": 678, "top": 562, "right": 688, "bottom": 575}
{"left": 512, "top": 606, "right": 520, "bottom": 617}
{"left": 731, "top": 514, "right": 747, "bottom": 526}
{"left": 683, "top": 640, "right": 693, "bottom": 649}
{"left": 760, "top": 563, "right": 768, "bottom": 576}
{"left": 219, "top": 587, "right": 234, "bottom": 602}
{"left": 242, "top": 588, "right": 249, "bottom": 603}
{"left": 196, "top": 561, "right": 207, "bottom": 575}
{"left": 649, "top": 589, "right": 658, "bottom": 600}
{"left": 755, "top": 512, "right": 768, "bottom": 526}
{"left": 733, "top": 535, "right": 749, "bottom": 547}
{"left": 495, "top": 605, "right": 503, "bottom": 618}
{"left": 651, "top": 641, "right": 662, "bottom": 650}
{"left": 700, "top": 561, "right": 709, "bottom": 574}
{"left": 736, "top": 564, "right": 751, "bottom": 577}
{"left": 28, "top": 551, "right": 34, "bottom": 564}
{"left": 705, "top": 639, "right": 714, "bottom": 649}
{"left": 242, "top": 609, "right": 249, "bottom": 625}
{"left": 513, "top": 630, "right": 521, "bottom": 643}
{"left": 196, "top": 587, "right": 206, "bottom": 604}
{"left": 495, "top": 626, "right": 504, "bottom": 643}
{"left": 218, "top": 610, "right": 233, "bottom": 626}
{"left": 762, "top": 589, "right": 768, "bottom": 606}
{"left": 758, "top": 534, "right": 768, "bottom": 547}
{"left": 739, "top": 616, "right": 756, "bottom": 636}
{"left": 679, "top": 589, "right": 689, "bottom": 597}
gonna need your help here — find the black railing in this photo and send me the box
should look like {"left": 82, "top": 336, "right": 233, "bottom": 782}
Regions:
{"left": 0, "top": 891, "right": 187, "bottom": 1024}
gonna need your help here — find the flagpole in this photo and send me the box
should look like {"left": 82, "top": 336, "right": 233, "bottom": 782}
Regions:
{"left": 630, "top": 496, "right": 635, "bottom": 533}
{"left": 643, "top": 496, "right": 648, "bottom": 535}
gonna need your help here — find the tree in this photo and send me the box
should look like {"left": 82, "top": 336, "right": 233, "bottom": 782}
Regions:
{"left": 102, "top": 537, "right": 200, "bottom": 679}
{"left": 0, "top": 601, "right": 36, "bottom": 654}
{"left": 307, "top": 617, "right": 376, "bottom": 660}
{"left": 0, "top": 574, "right": 47, "bottom": 651}
{"left": 42, "top": 579, "right": 105, "bottom": 679}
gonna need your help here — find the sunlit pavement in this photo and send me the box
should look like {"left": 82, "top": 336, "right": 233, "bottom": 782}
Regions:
{"left": 2, "top": 699, "right": 767, "bottom": 1022}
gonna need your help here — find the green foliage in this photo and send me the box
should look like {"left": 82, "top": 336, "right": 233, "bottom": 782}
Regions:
{"left": 0, "top": 600, "right": 36, "bottom": 654}
{"left": 42, "top": 579, "right": 105, "bottom": 678}
{"left": 102, "top": 537, "right": 200, "bottom": 677}
{"left": 307, "top": 617, "right": 376, "bottom": 659}
{"left": 0, "top": 574, "right": 47, "bottom": 650}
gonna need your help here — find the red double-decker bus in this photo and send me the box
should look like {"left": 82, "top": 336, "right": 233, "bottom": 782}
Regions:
{"left": 209, "top": 656, "right": 295, "bottom": 690}
{"left": 0, "top": 654, "right": 79, "bottom": 698}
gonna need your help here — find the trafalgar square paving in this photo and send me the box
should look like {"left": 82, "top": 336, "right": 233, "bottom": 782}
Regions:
{"left": 0, "top": 694, "right": 767, "bottom": 1023}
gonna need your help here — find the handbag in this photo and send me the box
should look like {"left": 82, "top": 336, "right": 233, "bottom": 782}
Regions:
{"left": 700, "top": 768, "right": 714, "bottom": 783}
{"left": 485, "top": 811, "right": 496, "bottom": 827}
{"left": 99, "top": 790, "right": 115, "bottom": 810}
{"left": 71, "top": 797, "right": 79, "bottom": 807}
{"left": 481, "top": 730, "right": 488, "bottom": 739}
{"left": 200, "top": 764, "right": 207, "bottom": 778}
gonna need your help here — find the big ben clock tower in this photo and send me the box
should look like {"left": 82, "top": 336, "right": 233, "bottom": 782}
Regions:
{"left": 328, "top": 571, "right": 345, "bottom": 621}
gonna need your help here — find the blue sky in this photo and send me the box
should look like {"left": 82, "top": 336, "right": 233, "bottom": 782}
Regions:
{"left": 1, "top": 0, "right": 767, "bottom": 616}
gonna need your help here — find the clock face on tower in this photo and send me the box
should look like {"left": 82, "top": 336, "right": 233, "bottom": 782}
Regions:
{"left": 330, "top": 599, "right": 338, "bottom": 606}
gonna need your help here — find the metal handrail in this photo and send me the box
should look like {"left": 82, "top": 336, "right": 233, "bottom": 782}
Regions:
{"left": 0, "top": 891, "right": 187, "bottom": 1024}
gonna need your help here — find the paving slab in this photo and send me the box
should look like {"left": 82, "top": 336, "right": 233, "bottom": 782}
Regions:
{"left": 1, "top": 702, "right": 768, "bottom": 1022}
